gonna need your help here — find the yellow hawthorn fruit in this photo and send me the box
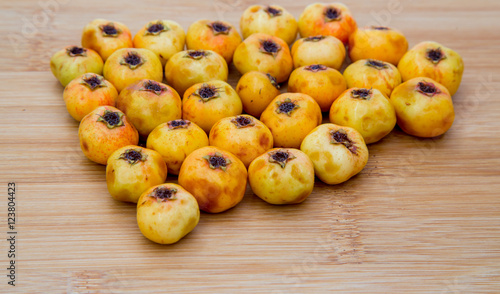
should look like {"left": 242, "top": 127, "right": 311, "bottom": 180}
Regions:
{"left": 106, "top": 146, "right": 167, "bottom": 203}
{"left": 343, "top": 59, "right": 401, "bottom": 97}
{"left": 348, "top": 26, "right": 408, "bottom": 65}
{"left": 248, "top": 148, "right": 314, "bottom": 205}
{"left": 78, "top": 106, "right": 139, "bottom": 165}
{"left": 233, "top": 33, "right": 293, "bottom": 83}
{"left": 133, "top": 20, "right": 186, "bottom": 66}
{"left": 137, "top": 183, "right": 199, "bottom": 244}
{"left": 209, "top": 115, "right": 273, "bottom": 167}
{"left": 50, "top": 46, "right": 103, "bottom": 87}
{"left": 81, "top": 19, "right": 133, "bottom": 61}
{"left": 288, "top": 64, "right": 346, "bottom": 112}
{"left": 165, "top": 49, "right": 228, "bottom": 96}
{"left": 240, "top": 5, "right": 298, "bottom": 45}
{"left": 63, "top": 73, "right": 117, "bottom": 121}
{"left": 300, "top": 124, "right": 368, "bottom": 185}
{"left": 146, "top": 119, "right": 208, "bottom": 175}
{"left": 398, "top": 41, "right": 464, "bottom": 95}
{"left": 182, "top": 80, "right": 242, "bottom": 133}
{"left": 390, "top": 77, "right": 455, "bottom": 137}
{"left": 186, "top": 20, "right": 242, "bottom": 64}
{"left": 178, "top": 146, "right": 247, "bottom": 213}
{"left": 298, "top": 3, "right": 357, "bottom": 44}
{"left": 235, "top": 71, "right": 281, "bottom": 118}
{"left": 116, "top": 79, "right": 182, "bottom": 138}
{"left": 260, "top": 93, "right": 322, "bottom": 148}
{"left": 103, "top": 48, "right": 163, "bottom": 92}
{"left": 291, "top": 35, "right": 345, "bottom": 70}
{"left": 329, "top": 88, "right": 396, "bottom": 144}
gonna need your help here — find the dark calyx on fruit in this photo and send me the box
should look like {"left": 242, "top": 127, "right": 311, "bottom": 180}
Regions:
{"left": 187, "top": 50, "right": 207, "bottom": 59}
{"left": 305, "top": 36, "right": 326, "bottom": 42}
{"left": 366, "top": 59, "right": 388, "bottom": 70}
{"left": 426, "top": 48, "right": 446, "bottom": 64}
{"left": 97, "top": 110, "right": 124, "bottom": 129}
{"left": 276, "top": 98, "right": 299, "bottom": 116}
{"left": 119, "top": 149, "right": 146, "bottom": 165}
{"left": 147, "top": 22, "right": 165, "bottom": 34}
{"left": 331, "top": 129, "right": 357, "bottom": 154}
{"left": 324, "top": 7, "right": 341, "bottom": 21}
{"left": 305, "top": 64, "right": 327, "bottom": 72}
{"left": 351, "top": 88, "right": 372, "bottom": 100}
{"left": 260, "top": 40, "right": 280, "bottom": 55}
{"left": 231, "top": 115, "right": 255, "bottom": 128}
{"left": 268, "top": 149, "right": 296, "bottom": 168}
{"left": 372, "top": 26, "right": 389, "bottom": 30}
{"left": 142, "top": 80, "right": 165, "bottom": 95}
{"left": 266, "top": 73, "right": 280, "bottom": 89}
{"left": 67, "top": 46, "right": 86, "bottom": 57}
{"left": 83, "top": 76, "right": 103, "bottom": 90}
{"left": 102, "top": 24, "right": 118, "bottom": 35}
{"left": 210, "top": 21, "right": 230, "bottom": 34}
{"left": 194, "top": 84, "right": 220, "bottom": 102}
{"left": 153, "top": 187, "right": 177, "bottom": 201}
{"left": 204, "top": 152, "right": 231, "bottom": 170}
{"left": 168, "top": 119, "right": 190, "bottom": 129}
{"left": 417, "top": 81, "right": 441, "bottom": 97}
{"left": 124, "top": 52, "right": 141, "bottom": 65}
{"left": 264, "top": 6, "right": 282, "bottom": 17}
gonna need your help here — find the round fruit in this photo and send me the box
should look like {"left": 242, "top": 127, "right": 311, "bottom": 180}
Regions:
{"left": 182, "top": 80, "right": 242, "bottom": 133}
{"left": 133, "top": 20, "right": 186, "bottom": 66}
{"left": 147, "top": 119, "right": 209, "bottom": 175}
{"left": 50, "top": 46, "right": 103, "bottom": 87}
{"left": 186, "top": 20, "right": 242, "bottom": 64}
{"left": 116, "top": 79, "right": 182, "bottom": 138}
{"left": 348, "top": 26, "right": 408, "bottom": 65}
{"left": 298, "top": 3, "right": 357, "bottom": 44}
{"left": 103, "top": 48, "right": 163, "bottom": 92}
{"left": 235, "top": 71, "right": 281, "bottom": 118}
{"left": 291, "top": 35, "right": 345, "bottom": 70}
{"left": 300, "top": 124, "right": 368, "bottom": 185}
{"left": 390, "top": 77, "right": 455, "bottom": 137}
{"left": 288, "top": 64, "right": 346, "bottom": 112}
{"left": 178, "top": 146, "right": 247, "bottom": 213}
{"left": 63, "top": 73, "right": 117, "bottom": 121}
{"left": 106, "top": 146, "right": 167, "bottom": 203}
{"left": 240, "top": 5, "right": 298, "bottom": 45}
{"left": 233, "top": 33, "right": 293, "bottom": 83}
{"left": 398, "top": 41, "right": 464, "bottom": 95}
{"left": 343, "top": 59, "right": 401, "bottom": 97}
{"left": 137, "top": 183, "right": 199, "bottom": 244}
{"left": 165, "top": 49, "right": 228, "bottom": 96}
{"left": 260, "top": 93, "right": 322, "bottom": 148}
{"left": 329, "top": 88, "right": 396, "bottom": 144}
{"left": 78, "top": 106, "right": 139, "bottom": 165}
{"left": 81, "top": 19, "right": 133, "bottom": 61}
{"left": 209, "top": 115, "right": 273, "bottom": 167}
{"left": 248, "top": 148, "right": 314, "bottom": 205}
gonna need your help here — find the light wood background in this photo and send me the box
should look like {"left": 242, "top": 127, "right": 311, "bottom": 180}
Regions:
{"left": 1, "top": 0, "right": 500, "bottom": 293}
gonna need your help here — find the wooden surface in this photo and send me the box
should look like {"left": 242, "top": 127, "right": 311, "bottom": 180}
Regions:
{"left": 1, "top": 0, "right": 500, "bottom": 292}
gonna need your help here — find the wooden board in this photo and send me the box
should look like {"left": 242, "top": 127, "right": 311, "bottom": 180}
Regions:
{"left": 1, "top": 0, "right": 500, "bottom": 292}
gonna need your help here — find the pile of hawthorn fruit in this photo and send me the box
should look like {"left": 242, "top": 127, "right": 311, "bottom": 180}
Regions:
{"left": 50, "top": 3, "right": 464, "bottom": 244}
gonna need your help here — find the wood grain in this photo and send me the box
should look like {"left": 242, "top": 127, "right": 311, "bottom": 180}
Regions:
{"left": 1, "top": 0, "right": 500, "bottom": 293}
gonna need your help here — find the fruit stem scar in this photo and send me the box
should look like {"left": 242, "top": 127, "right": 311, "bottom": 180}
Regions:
{"left": 268, "top": 149, "right": 296, "bottom": 168}
{"left": 119, "top": 148, "right": 148, "bottom": 165}
{"left": 152, "top": 187, "right": 178, "bottom": 201}
{"left": 81, "top": 74, "right": 105, "bottom": 90}
{"left": 330, "top": 129, "right": 358, "bottom": 154}
{"left": 305, "top": 64, "right": 327, "bottom": 72}
{"left": 168, "top": 119, "right": 190, "bottom": 130}
{"left": 426, "top": 47, "right": 446, "bottom": 64}
{"left": 365, "top": 59, "right": 388, "bottom": 70}
{"left": 231, "top": 116, "right": 255, "bottom": 128}
{"left": 141, "top": 80, "right": 165, "bottom": 95}
{"left": 266, "top": 73, "right": 280, "bottom": 89}
{"left": 324, "top": 7, "right": 341, "bottom": 21}
{"left": 264, "top": 6, "right": 282, "bottom": 17}
{"left": 96, "top": 110, "right": 125, "bottom": 129}
{"left": 146, "top": 21, "right": 168, "bottom": 35}
{"left": 120, "top": 52, "right": 144, "bottom": 69}
{"left": 209, "top": 21, "right": 230, "bottom": 35}
{"left": 100, "top": 23, "right": 120, "bottom": 37}
{"left": 351, "top": 88, "right": 372, "bottom": 100}
{"left": 186, "top": 50, "right": 208, "bottom": 60}
{"left": 276, "top": 98, "right": 300, "bottom": 116}
{"left": 193, "top": 84, "right": 221, "bottom": 102}
{"left": 260, "top": 40, "right": 281, "bottom": 57}
{"left": 66, "top": 46, "right": 86, "bottom": 57}
{"left": 416, "top": 81, "right": 441, "bottom": 97}
{"left": 203, "top": 152, "right": 231, "bottom": 171}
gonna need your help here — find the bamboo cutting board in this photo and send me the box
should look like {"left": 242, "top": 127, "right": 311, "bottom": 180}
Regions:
{"left": 1, "top": 0, "right": 500, "bottom": 293}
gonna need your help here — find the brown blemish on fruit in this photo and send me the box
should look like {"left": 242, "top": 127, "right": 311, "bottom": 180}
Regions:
{"left": 82, "top": 140, "right": 89, "bottom": 151}
{"left": 330, "top": 129, "right": 357, "bottom": 154}
{"left": 259, "top": 134, "right": 270, "bottom": 147}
